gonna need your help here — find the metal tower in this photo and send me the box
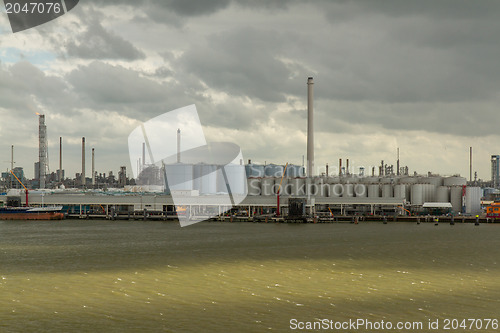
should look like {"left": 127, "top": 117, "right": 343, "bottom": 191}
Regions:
{"left": 38, "top": 114, "right": 48, "bottom": 189}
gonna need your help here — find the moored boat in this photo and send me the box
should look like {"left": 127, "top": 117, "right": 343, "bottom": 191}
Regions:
{"left": 0, "top": 206, "right": 64, "bottom": 220}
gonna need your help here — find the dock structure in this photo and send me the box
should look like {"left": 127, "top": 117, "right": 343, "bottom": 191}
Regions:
{"left": 18, "top": 191, "right": 406, "bottom": 221}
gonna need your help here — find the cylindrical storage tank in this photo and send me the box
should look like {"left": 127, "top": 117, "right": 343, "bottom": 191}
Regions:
{"left": 311, "top": 177, "right": 327, "bottom": 197}
{"left": 382, "top": 184, "right": 393, "bottom": 198}
{"left": 285, "top": 165, "right": 305, "bottom": 178}
{"left": 423, "top": 184, "right": 437, "bottom": 202}
{"left": 192, "top": 164, "right": 217, "bottom": 194}
{"left": 247, "top": 178, "right": 261, "bottom": 196}
{"left": 443, "top": 176, "right": 467, "bottom": 186}
{"left": 274, "top": 177, "right": 289, "bottom": 195}
{"left": 411, "top": 184, "right": 424, "bottom": 206}
{"left": 261, "top": 178, "right": 274, "bottom": 196}
{"left": 343, "top": 184, "right": 354, "bottom": 197}
{"left": 465, "top": 187, "right": 482, "bottom": 215}
{"left": 223, "top": 164, "right": 247, "bottom": 195}
{"left": 380, "top": 177, "right": 393, "bottom": 184}
{"left": 436, "top": 186, "right": 450, "bottom": 203}
{"left": 394, "top": 184, "right": 406, "bottom": 199}
{"left": 419, "top": 176, "right": 443, "bottom": 187}
{"left": 354, "top": 184, "right": 367, "bottom": 197}
{"left": 245, "top": 164, "right": 265, "bottom": 178}
{"left": 328, "top": 184, "right": 342, "bottom": 197}
{"left": 165, "top": 163, "right": 194, "bottom": 191}
{"left": 264, "top": 164, "right": 284, "bottom": 178}
{"left": 290, "top": 178, "right": 306, "bottom": 196}
{"left": 362, "top": 177, "right": 380, "bottom": 184}
{"left": 368, "top": 184, "right": 380, "bottom": 198}
{"left": 399, "top": 177, "right": 419, "bottom": 184}
{"left": 450, "top": 186, "right": 463, "bottom": 213}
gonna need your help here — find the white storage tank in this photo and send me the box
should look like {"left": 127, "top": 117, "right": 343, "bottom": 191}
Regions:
{"left": 274, "top": 177, "right": 289, "bottom": 195}
{"left": 261, "top": 178, "right": 274, "bottom": 196}
{"left": 245, "top": 164, "right": 265, "bottom": 178}
{"left": 422, "top": 184, "right": 436, "bottom": 202}
{"left": 399, "top": 177, "right": 419, "bottom": 184}
{"left": 450, "top": 186, "right": 464, "bottom": 213}
{"left": 382, "top": 184, "right": 393, "bottom": 198}
{"left": 443, "top": 176, "right": 467, "bottom": 187}
{"left": 394, "top": 184, "right": 406, "bottom": 200}
{"left": 343, "top": 184, "right": 354, "bottom": 197}
{"left": 290, "top": 178, "right": 306, "bottom": 196}
{"left": 328, "top": 184, "right": 342, "bottom": 197}
{"left": 411, "top": 184, "right": 424, "bottom": 205}
{"left": 247, "top": 178, "right": 261, "bottom": 196}
{"left": 368, "top": 184, "right": 380, "bottom": 198}
{"left": 465, "top": 187, "right": 482, "bottom": 215}
{"left": 264, "top": 164, "right": 284, "bottom": 178}
{"left": 354, "top": 184, "right": 367, "bottom": 197}
{"left": 420, "top": 176, "right": 443, "bottom": 187}
{"left": 285, "top": 164, "right": 305, "bottom": 178}
{"left": 166, "top": 163, "right": 194, "bottom": 191}
{"left": 436, "top": 186, "right": 450, "bottom": 203}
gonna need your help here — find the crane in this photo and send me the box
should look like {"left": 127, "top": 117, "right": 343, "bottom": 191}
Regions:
{"left": 10, "top": 170, "right": 29, "bottom": 207}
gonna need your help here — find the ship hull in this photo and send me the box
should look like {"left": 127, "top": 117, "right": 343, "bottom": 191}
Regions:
{"left": 0, "top": 212, "right": 64, "bottom": 220}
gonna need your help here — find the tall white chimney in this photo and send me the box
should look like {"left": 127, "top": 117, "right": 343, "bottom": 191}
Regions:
{"left": 92, "top": 148, "right": 95, "bottom": 186}
{"left": 307, "top": 77, "right": 314, "bottom": 177}
{"left": 81, "top": 137, "right": 85, "bottom": 187}
{"left": 177, "top": 128, "right": 181, "bottom": 163}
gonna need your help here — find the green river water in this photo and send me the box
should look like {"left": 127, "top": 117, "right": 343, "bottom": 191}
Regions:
{"left": 0, "top": 220, "right": 499, "bottom": 332}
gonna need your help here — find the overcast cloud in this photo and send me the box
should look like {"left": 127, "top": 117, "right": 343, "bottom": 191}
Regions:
{"left": 1, "top": 1, "right": 499, "bottom": 179}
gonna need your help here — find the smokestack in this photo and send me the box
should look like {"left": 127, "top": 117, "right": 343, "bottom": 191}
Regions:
{"left": 92, "top": 148, "right": 95, "bottom": 186}
{"left": 81, "top": 137, "right": 85, "bottom": 187}
{"left": 38, "top": 114, "right": 47, "bottom": 189}
{"left": 326, "top": 163, "right": 329, "bottom": 177}
{"left": 177, "top": 128, "right": 181, "bottom": 163}
{"left": 470, "top": 146, "right": 473, "bottom": 182}
{"left": 11, "top": 145, "right": 14, "bottom": 171}
{"left": 339, "top": 159, "right": 342, "bottom": 176}
{"left": 346, "top": 159, "right": 350, "bottom": 176}
{"left": 59, "top": 137, "right": 62, "bottom": 182}
{"left": 397, "top": 148, "right": 400, "bottom": 176}
{"left": 307, "top": 77, "right": 314, "bottom": 177}
{"left": 142, "top": 142, "right": 146, "bottom": 170}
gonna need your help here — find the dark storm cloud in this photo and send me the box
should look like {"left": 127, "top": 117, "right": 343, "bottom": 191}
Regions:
{"left": 66, "top": 19, "right": 145, "bottom": 60}
{"left": 179, "top": 27, "right": 309, "bottom": 103}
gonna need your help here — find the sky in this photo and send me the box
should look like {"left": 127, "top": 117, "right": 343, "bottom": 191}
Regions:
{"left": 0, "top": 0, "right": 499, "bottom": 180}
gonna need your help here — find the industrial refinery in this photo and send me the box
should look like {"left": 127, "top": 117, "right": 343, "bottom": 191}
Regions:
{"left": 0, "top": 77, "right": 498, "bottom": 222}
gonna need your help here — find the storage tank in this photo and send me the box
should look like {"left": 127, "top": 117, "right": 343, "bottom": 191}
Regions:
{"left": 166, "top": 163, "right": 194, "bottom": 191}
{"left": 245, "top": 164, "right": 265, "bottom": 178}
{"left": 422, "top": 184, "right": 436, "bottom": 202}
{"left": 399, "top": 177, "right": 419, "bottom": 184}
{"left": 343, "top": 184, "right": 354, "bottom": 197}
{"left": 274, "top": 177, "right": 289, "bottom": 195}
{"left": 311, "top": 177, "right": 327, "bottom": 197}
{"left": 420, "top": 176, "right": 443, "bottom": 187}
{"left": 436, "top": 186, "right": 450, "bottom": 203}
{"left": 221, "top": 164, "right": 247, "bottom": 195}
{"left": 328, "top": 184, "right": 342, "bottom": 197}
{"left": 382, "top": 184, "right": 393, "bottom": 198}
{"left": 394, "top": 184, "right": 406, "bottom": 200}
{"left": 450, "top": 186, "right": 464, "bottom": 213}
{"left": 290, "top": 178, "right": 306, "bottom": 196}
{"left": 247, "top": 178, "right": 261, "bottom": 196}
{"left": 411, "top": 184, "right": 424, "bottom": 205}
{"left": 465, "top": 187, "right": 482, "bottom": 215}
{"left": 285, "top": 164, "right": 305, "bottom": 178}
{"left": 368, "top": 184, "right": 380, "bottom": 198}
{"left": 443, "top": 176, "right": 467, "bottom": 187}
{"left": 192, "top": 164, "right": 217, "bottom": 194}
{"left": 264, "top": 164, "right": 284, "bottom": 178}
{"left": 354, "top": 184, "right": 367, "bottom": 197}
{"left": 380, "top": 177, "right": 394, "bottom": 184}
{"left": 261, "top": 178, "right": 274, "bottom": 196}
{"left": 361, "top": 177, "right": 380, "bottom": 184}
